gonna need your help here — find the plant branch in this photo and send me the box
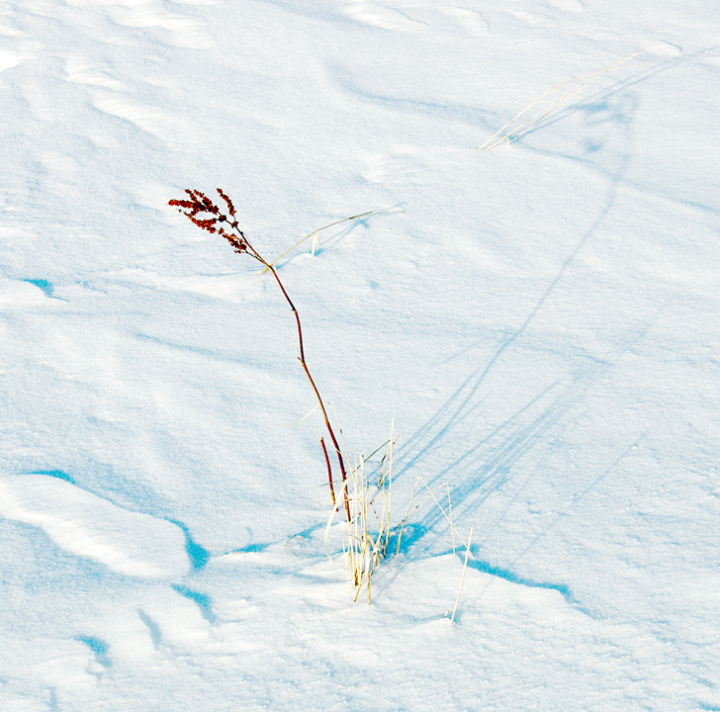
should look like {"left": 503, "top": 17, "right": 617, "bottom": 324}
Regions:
{"left": 169, "top": 188, "right": 350, "bottom": 521}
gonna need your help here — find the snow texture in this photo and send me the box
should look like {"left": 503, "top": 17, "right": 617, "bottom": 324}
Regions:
{"left": 1, "top": 0, "right": 719, "bottom": 710}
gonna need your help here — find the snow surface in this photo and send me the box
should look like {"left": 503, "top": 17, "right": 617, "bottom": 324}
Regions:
{"left": 1, "top": 0, "right": 719, "bottom": 709}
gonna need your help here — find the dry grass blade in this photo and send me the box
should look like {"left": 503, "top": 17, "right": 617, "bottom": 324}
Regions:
{"left": 393, "top": 476, "right": 468, "bottom": 556}
{"left": 276, "top": 404, "right": 319, "bottom": 427}
{"left": 478, "top": 52, "right": 642, "bottom": 152}
{"left": 418, "top": 477, "right": 468, "bottom": 549}
{"left": 447, "top": 483, "right": 455, "bottom": 556}
{"left": 450, "top": 528, "right": 473, "bottom": 624}
{"left": 261, "top": 207, "right": 402, "bottom": 273}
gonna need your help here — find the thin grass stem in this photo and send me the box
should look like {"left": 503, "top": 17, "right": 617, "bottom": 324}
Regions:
{"left": 478, "top": 52, "right": 642, "bottom": 152}
{"left": 451, "top": 528, "right": 473, "bottom": 624}
{"left": 447, "top": 483, "right": 455, "bottom": 557}
{"left": 261, "top": 207, "right": 401, "bottom": 273}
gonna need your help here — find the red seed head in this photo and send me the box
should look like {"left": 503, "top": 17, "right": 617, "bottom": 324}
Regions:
{"left": 216, "top": 188, "right": 236, "bottom": 216}
{"left": 169, "top": 188, "right": 249, "bottom": 253}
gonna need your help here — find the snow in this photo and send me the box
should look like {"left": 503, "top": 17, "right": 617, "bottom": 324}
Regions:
{"left": 1, "top": 0, "right": 719, "bottom": 709}
{"left": 0, "top": 474, "right": 190, "bottom": 578}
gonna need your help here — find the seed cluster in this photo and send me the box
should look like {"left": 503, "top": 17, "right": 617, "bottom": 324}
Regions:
{"left": 169, "top": 188, "right": 248, "bottom": 254}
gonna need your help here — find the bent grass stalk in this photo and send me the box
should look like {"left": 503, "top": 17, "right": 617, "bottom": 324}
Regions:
{"left": 260, "top": 207, "right": 402, "bottom": 274}
{"left": 169, "top": 188, "right": 350, "bottom": 521}
{"left": 325, "top": 423, "right": 397, "bottom": 603}
{"left": 345, "top": 428, "right": 394, "bottom": 603}
{"left": 478, "top": 52, "right": 642, "bottom": 152}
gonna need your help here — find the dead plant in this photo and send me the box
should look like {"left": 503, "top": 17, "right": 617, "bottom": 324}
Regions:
{"left": 169, "top": 188, "right": 349, "bottom": 520}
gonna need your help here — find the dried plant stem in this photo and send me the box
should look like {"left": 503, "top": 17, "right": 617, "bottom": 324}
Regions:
{"left": 320, "top": 437, "right": 336, "bottom": 509}
{"left": 169, "top": 189, "right": 350, "bottom": 521}
{"left": 254, "top": 249, "right": 350, "bottom": 521}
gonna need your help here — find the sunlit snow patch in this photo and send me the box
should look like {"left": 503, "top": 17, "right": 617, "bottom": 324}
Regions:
{"left": 0, "top": 475, "right": 189, "bottom": 578}
{"left": 0, "top": 50, "right": 22, "bottom": 73}
{"left": 0, "top": 278, "right": 54, "bottom": 307}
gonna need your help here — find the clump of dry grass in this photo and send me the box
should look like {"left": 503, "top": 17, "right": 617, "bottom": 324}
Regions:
{"left": 325, "top": 425, "right": 474, "bottom": 618}
{"left": 325, "top": 424, "right": 397, "bottom": 603}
